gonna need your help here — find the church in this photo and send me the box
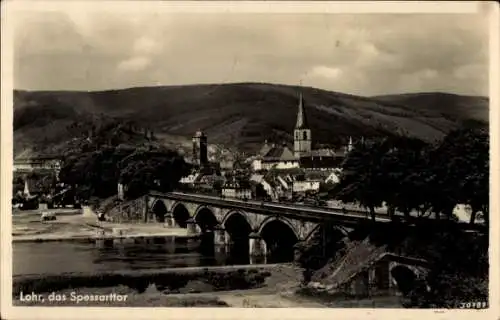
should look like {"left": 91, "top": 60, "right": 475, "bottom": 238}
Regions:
{"left": 293, "top": 93, "right": 352, "bottom": 169}
{"left": 253, "top": 93, "right": 352, "bottom": 171}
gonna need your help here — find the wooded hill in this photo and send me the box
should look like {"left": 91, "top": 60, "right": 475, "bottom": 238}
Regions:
{"left": 14, "top": 83, "right": 488, "bottom": 157}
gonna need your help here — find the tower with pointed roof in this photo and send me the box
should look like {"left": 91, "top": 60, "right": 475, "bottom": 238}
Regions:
{"left": 293, "top": 93, "right": 312, "bottom": 158}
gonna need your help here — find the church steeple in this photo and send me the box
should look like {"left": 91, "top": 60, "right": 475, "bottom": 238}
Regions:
{"left": 295, "top": 93, "right": 309, "bottom": 129}
{"left": 293, "top": 92, "right": 312, "bottom": 157}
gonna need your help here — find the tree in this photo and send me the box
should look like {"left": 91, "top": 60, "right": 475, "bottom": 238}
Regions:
{"left": 58, "top": 120, "right": 191, "bottom": 201}
{"left": 12, "top": 176, "right": 25, "bottom": 194}
{"left": 425, "top": 127, "right": 489, "bottom": 224}
{"left": 378, "top": 136, "right": 429, "bottom": 220}
{"left": 402, "top": 223, "right": 488, "bottom": 308}
{"left": 332, "top": 140, "right": 388, "bottom": 221}
{"left": 119, "top": 149, "right": 190, "bottom": 199}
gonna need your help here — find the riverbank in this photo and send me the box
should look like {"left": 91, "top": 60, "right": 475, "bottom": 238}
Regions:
{"left": 13, "top": 263, "right": 403, "bottom": 307}
{"left": 12, "top": 209, "right": 188, "bottom": 243}
{"left": 12, "top": 264, "right": 305, "bottom": 307}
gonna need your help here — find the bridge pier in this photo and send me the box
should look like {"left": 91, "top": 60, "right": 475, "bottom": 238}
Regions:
{"left": 293, "top": 240, "right": 304, "bottom": 263}
{"left": 186, "top": 218, "right": 201, "bottom": 236}
{"left": 249, "top": 232, "right": 267, "bottom": 260}
{"left": 214, "top": 225, "right": 230, "bottom": 254}
{"left": 164, "top": 214, "right": 175, "bottom": 228}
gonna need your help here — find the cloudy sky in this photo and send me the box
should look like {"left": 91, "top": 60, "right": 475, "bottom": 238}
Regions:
{"left": 13, "top": 8, "right": 489, "bottom": 96}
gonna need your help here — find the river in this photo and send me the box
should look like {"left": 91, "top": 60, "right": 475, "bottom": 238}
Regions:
{"left": 13, "top": 236, "right": 292, "bottom": 276}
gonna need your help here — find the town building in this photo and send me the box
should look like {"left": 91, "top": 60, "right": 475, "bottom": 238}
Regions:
{"left": 250, "top": 174, "right": 279, "bottom": 200}
{"left": 192, "top": 130, "right": 208, "bottom": 167}
{"left": 293, "top": 93, "right": 352, "bottom": 169}
{"left": 221, "top": 175, "right": 252, "bottom": 200}
{"left": 251, "top": 142, "right": 299, "bottom": 171}
{"left": 292, "top": 179, "right": 321, "bottom": 194}
{"left": 253, "top": 92, "right": 354, "bottom": 172}
{"left": 14, "top": 155, "right": 62, "bottom": 172}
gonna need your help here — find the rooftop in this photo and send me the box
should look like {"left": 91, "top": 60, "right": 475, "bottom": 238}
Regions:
{"left": 262, "top": 144, "right": 297, "bottom": 161}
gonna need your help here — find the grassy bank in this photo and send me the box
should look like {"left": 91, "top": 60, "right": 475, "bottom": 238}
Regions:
{"left": 13, "top": 285, "right": 231, "bottom": 307}
{"left": 13, "top": 266, "right": 274, "bottom": 298}
{"left": 12, "top": 264, "right": 323, "bottom": 307}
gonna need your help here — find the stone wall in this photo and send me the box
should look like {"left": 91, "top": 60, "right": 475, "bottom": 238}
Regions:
{"left": 106, "top": 198, "right": 146, "bottom": 223}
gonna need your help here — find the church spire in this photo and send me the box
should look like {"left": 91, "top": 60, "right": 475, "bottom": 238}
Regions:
{"left": 295, "top": 92, "right": 309, "bottom": 129}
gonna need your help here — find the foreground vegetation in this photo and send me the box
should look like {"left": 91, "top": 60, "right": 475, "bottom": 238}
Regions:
{"left": 13, "top": 267, "right": 273, "bottom": 297}
{"left": 56, "top": 119, "right": 191, "bottom": 201}
{"left": 13, "top": 285, "right": 230, "bottom": 307}
{"left": 332, "top": 122, "right": 488, "bottom": 225}
{"left": 293, "top": 122, "right": 489, "bottom": 308}
{"left": 295, "top": 217, "right": 488, "bottom": 308}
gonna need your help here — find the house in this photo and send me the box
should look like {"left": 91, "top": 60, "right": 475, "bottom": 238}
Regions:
{"left": 250, "top": 174, "right": 278, "bottom": 200}
{"left": 324, "top": 169, "right": 342, "bottom": 184}
{"left": 22, "top": 175, "right": 53, "bottom": 198}
{"left": 276, "top": 176, "right": 290, "bottom": 191}
{"left": 14, "top": 155, "right": 62, "bottom": 172}
{"left": 221, "top": 176, "right": 252, "bottom": 200}
{"left": 453, "top": 203, "right": 485, "bottom": 223}
{"left": 252, "top": 142, "right": 300, "bottom": 171}
{"left": 220, "top": 159, "right": 234, "bottom": 171}
{"left": 179, "top": 172, "right": 201, "bottom": 186}
{"left": 289, "top": 170, "right": 333, "bottom": 194}
{"left": 222, "top": 186, "right": 252, "bottom": 200}
{"left": 309, "top": 239, "right": 430, "bottom": 298}
{"left": 299, "top": 149, "right": 347, "bottom": 170}
{"left": 292, "top": 179, "right": 321, "bottom": 193}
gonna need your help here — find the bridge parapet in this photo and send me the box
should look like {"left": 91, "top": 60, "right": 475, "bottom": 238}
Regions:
{"left": 148, "top": 193, "right": 324, "bottom": 242}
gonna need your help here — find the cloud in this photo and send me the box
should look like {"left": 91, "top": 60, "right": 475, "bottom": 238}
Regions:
{"left": 117, "top": 56, "right": 151, "bottom": 72}
{"left": 453, "top": 63, "right": 485, "bottom": 80}
{"left": 310, "top": 66, "right": 343, "bottom": 79}
{"left": 133, "top": 37, "right": 161, "bottom": 55}
{"left": 115, "top": 36, "right": 161, "bottom": 72}
{"left": 12, "top": 11, "right": 489, "bottom": 96}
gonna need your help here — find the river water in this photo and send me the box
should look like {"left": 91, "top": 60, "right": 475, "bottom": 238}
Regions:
{"left": 13, "top": 236, "right": 290, "bottom": 276}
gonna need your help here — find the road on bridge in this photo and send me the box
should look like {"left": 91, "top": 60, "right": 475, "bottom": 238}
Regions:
{"left": 149, "top": 191, "right": 486, "bottom": 232}
{"left": 152, "top": 191, "right": 392, "bottom": 226}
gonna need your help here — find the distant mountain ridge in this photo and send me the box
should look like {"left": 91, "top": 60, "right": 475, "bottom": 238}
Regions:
{"left": 13, "top": 82, "right": 489, "bottom": 157}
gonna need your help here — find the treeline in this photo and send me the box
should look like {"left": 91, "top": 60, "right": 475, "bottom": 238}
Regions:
{"left": 58, "top": 119, "right": 190, "bottom": 201}
{"left": 332, "top": 123, "right": 489, "bottom": 225}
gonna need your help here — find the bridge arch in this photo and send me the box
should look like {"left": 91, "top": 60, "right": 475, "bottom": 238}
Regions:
{"left": 258, "top": 216, "right": 299, "bottom": 262}
{"left": 223, "top": 211, "right": 253, "bottom": 240}
{"left": 222, "top": 211, "right": 253, "bottom": 264}
{"left": 171, "top": 202, "right": 191, "bottom": 228}
{"left": 390, "top": 265, "right": 418, "bottom": 295}
{"left": 194, "top": 206, "right": 219, "bottom": 232}
{"left": 257, "top": 216, "right": 299, "bottom": 239}
{"left": 221, "top": 210, "right": 251, "bottom": 228}
{"left": 151, "top": 199, "right": 168, "bottom": 222}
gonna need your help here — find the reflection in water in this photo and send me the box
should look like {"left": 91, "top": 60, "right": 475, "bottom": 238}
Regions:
{"left": 13, "top": 235, "right": 292, "bottom": 276}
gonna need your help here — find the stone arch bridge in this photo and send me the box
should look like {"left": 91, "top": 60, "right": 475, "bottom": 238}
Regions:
{"left": 141, "top": 191, "right": 391, "bottom": 259}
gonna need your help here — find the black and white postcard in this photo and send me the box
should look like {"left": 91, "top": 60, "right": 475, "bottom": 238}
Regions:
{"left": 1, "top": 1, "right": 498, "bottom": 319}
